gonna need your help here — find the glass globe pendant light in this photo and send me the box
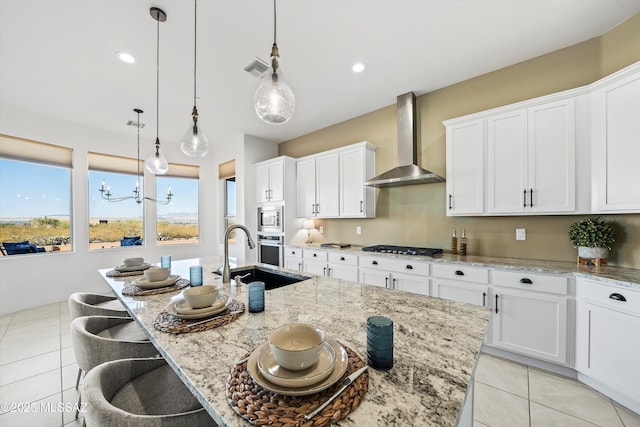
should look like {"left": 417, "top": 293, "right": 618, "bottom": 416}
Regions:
{"left": 180, "top": 0, "right": 209, "bottom": 157}
{"left": 146, "top": 7, "right": 169, "bottom": 175}
{"left": 254, "top": 0, "right": 295, "bottom": 125}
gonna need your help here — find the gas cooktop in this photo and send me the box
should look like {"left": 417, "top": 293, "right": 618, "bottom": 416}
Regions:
{"left": 361, "top": 245, "right": 443, "bottom": 257}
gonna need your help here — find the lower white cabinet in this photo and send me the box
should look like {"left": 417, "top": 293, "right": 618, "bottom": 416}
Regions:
{"left": 491, "top": 287, "right": 567, "bottom": 364}
{"left": 576, "top": 279, "right": 640, "bottom": 413}
{"left": 432, "top": 279, "right": 489, "bottom": 307}
{"left": 359, "top": 255, "right": 429, "bottom": 295}
{"left": 284, "top": 246, "right": 303, "bottom": 272}
{"left": 300, "top": 249, "right": 359, "bottom": 281}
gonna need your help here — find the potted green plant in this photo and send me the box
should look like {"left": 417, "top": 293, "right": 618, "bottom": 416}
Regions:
{"left": 568, "top": 217, "right": 616, "bottom": 259}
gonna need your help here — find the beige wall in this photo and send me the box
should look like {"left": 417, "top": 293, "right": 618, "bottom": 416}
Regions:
{"left": 279, "top": 14, "right": 640, "bottom": 269}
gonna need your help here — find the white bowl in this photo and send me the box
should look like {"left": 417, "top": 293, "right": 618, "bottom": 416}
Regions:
{"left": 123, "top": 257, "right": 144, "bottom": 267}
{"left": 143, "top": 267, "right": 171, "bottom": 282}
{"left": 182, "top": 285, "right": 219, "bottom": 309}
{"left": 269, "top": 323, "right": 325, "bottom": 371}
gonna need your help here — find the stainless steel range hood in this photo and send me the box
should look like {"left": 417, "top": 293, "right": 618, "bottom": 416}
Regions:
{"left": 364, "top": 92, "right": 445, "bottom": 187}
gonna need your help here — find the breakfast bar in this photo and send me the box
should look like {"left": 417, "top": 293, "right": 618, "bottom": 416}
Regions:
{"left": 98, "top": 257, "right": 490, "bottom": 426}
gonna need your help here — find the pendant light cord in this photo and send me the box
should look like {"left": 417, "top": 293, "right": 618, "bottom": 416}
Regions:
{"left": 156, "top": 13, "right": 160, "bottom": 146}
{"left": 193, "top": 0, "right": 197, "bottom": 107}
{"left": 137, "top": 110, "right": 141, "bottom": 183}
{"left": 273, "top": 0, "right": 277, "bottom": 44}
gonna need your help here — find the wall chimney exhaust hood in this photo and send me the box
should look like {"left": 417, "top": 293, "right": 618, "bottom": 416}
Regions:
{"left": 364, "top": 92, "right": 445, "bottom": 188}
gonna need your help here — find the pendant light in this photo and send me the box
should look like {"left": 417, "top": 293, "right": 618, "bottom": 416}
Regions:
{"left": 180, "top": 0, "right": 209, "bottom": 157}
{"left": 146, "top": 7, "right": 169, "bottom": 175}
{"left": 253, "top": 0, "right": 295, "bottom": 125}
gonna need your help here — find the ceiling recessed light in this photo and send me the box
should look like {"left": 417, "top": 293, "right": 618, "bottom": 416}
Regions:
{"left": 116, "top": 51, "right": 136, "bottom": 64}
{"left": 352, "top": 62, "right": 365, "bottom": 73}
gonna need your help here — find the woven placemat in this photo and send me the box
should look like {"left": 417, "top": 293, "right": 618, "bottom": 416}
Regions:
{"left": 122, "top": 278, "right": 190, "bottom": 296}
{"left": 226, "top": 345, "right": 368, "bottom": 426}
{"left": 152, "top": 299, "right": 245, "bottom": 334}
{"left": 106, "top": 269, "right": 145, "bottom": 278}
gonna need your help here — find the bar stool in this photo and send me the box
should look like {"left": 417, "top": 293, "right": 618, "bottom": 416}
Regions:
{"left": 70, "top": 316, "right": 159, "bottom": 419}
{"left": 68, "top": 292, "right": 129, "bottom": 319}
{"left": 83, "top": 357, "right": 215, "bottom": 426}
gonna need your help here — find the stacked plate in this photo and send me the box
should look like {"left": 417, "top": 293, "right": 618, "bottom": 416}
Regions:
{"left": 246, "top": 338, "right": 348, "bottom": 396}
{"left": 114, "top": 263, "right": 152, "bottom": 273}
{"left": 133, "top": 275, "right": 180, "bottom": 289}
{"left": 166, "top": 294, "right": 231, "bottom": 320}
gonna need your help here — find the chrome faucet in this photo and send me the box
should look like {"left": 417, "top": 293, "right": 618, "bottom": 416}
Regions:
{"left": 222, "top": 224, "right": 256, "bottom": 283}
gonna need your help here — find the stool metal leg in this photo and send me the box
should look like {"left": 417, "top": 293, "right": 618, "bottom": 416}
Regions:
{"left": 75, "top": 368, "right": 83, "bottom": 389}
{"left": 75, "top": 392, "right": 81, "bottom": 419}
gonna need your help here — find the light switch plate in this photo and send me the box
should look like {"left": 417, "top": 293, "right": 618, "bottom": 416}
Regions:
{"left": 356, "top": 226, "right": 362, "bottom": 235}
{"left": 516, "top": 228, "right": 526, "bottom": 240}
{"left": 319, "top": 226, "right": 324, "bottom": 234}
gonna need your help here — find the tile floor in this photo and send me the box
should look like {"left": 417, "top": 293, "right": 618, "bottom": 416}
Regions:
{"left": 1, "top": 301, "right": 639, "bottom": 427}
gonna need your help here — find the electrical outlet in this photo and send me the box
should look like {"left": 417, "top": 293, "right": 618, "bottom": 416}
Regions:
{"left": 356, "top": 226, "right": 362, "bottom": 235}
{"left": 319, "top": 226, "right": 324, "bottom": 234}
{"left": 516, "top": 228, "right": 526, "bottom": 240}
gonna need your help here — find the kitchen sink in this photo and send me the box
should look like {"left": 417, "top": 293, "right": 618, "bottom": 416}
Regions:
{"left": 215, "top": 266, "right": 311, "bottom": 290}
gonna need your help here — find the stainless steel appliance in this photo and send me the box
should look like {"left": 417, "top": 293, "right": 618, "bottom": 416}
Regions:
{"left": 257, "top": 206, "right": 283, "bottom": 233}
{"left": 257, "top": 234, "right": 284, "bottom": 267}
{"left": 362, "top": 245, "right": 442, "bottom": 257}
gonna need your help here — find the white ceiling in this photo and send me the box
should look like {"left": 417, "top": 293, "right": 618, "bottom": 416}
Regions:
{"left": 1, "top": 0, "right": 640, "bottom": 148}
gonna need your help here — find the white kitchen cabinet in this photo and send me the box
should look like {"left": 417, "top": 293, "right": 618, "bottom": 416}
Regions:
{"left": 302, "top": 249, "right": 359, "bottom": 281}
{"left": 576, "top": 279, "right": 640, "bottom": 413}
{"left": 444, "top": 119, "right": 485, "bottom": 215}
{"left": 591, "top": 62, "right": 640, "bottom": 213}
{"left": 486, "top": 98, "right": 576, "bottom": 214}
{"left": 489, "top": 270, "right": 568, "bottom": 365}
{"left": 431, "top": 263, "right": 490, "bottom": 307}
{"left": 296, "top": 152, "right": 339, "bottom": 218}
{"left": 359, "top": 255, "right": 429, "bottom": 295}
{"left": 283, "top": 246, "right": 303, "bottom": 272}
{"left": 339, "top": 142, "right": 376, "bottom": 218}
{"left": 255, "top": 156, "right": 293, "bottom": 203}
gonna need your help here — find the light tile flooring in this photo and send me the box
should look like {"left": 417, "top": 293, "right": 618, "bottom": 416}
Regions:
{"left": 0, "top": 302, "right": 639, "bottom": 427}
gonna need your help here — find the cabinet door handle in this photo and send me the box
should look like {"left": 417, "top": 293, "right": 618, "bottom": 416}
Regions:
{"left": 372, "top": 260, "right": 378, "bottom": 265}
{"left": 520, "top": 278, "right": 533, "bottom": 284}
{"left": 392, "top": 278, "right": 397, "bottom": 289}
{"left": 327, "top": 267, "right": 332, "bottom": 276}
{"left": 385, "top": 277, "right": 389, "bottom": 288}
{"left": 482, "top": 292, "right": 486, "bottom": 307}
{"left": 360, "top": 200, "right": 364, "bottom": 213}
{"left": 313, "top": 253, "right": 317, "bottom": 257}
{"left": 323, "top": 267, "right": 327, "bottom": 276}
{"left": 455, "top": 270, "right": 464, "bottom": 276}
{"left": 609, "top": 293, "right": 627, "bottom": 302}
{"left": 316, "top": 204, "right": 320, "bottom": 214}
{"left": 523, "top": 189, "right": 527, "bottom": 207}
{"left": 340, "top": 256, "right": 345, "bottom": 261}
{"left": 529, "top": 189, "right": 534, "bottom": 207}
{"left": 298, "top": 262, "right": 302, "bottom": 271}
{"left": 495, "top": 295, "right": 499, "bottom": 313}
{"left": 448, "top": 194, "right": 452, "bottom": 210}
{"left": 406, "top": 264, "right": 413, "bottom": 270}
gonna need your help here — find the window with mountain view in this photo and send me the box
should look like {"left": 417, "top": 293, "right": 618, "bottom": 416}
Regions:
{"left": 156, "top": 175, "right": 199, "bottom": 245}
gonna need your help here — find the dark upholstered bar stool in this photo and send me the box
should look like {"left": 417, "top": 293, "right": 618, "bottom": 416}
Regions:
{"left": 83, "top": 357, "right": 215, "bottom": 426}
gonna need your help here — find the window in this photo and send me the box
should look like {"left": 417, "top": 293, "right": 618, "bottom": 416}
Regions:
{"left": 219, "top": 160, "right": 236, "bottom": 242}
{"left": 156, "top": 175, "right": 199, "bottom": 245}
{"left": 0, "top": 135, "right": 72, "bottom": 256}
{"left": 88, "top": 152, "right": 143, "bottom": 250}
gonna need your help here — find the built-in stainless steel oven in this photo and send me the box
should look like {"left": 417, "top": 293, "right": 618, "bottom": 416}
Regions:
{"left": 257, "top": 205, "right": 283, "bottom": 233}
{"left": 257, "top": 234, "right": 284, "bottom": 267}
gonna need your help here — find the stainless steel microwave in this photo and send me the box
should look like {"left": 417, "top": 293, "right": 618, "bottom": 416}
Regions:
{"left": 257, "top": 205, "right": 283, "bottom": 233}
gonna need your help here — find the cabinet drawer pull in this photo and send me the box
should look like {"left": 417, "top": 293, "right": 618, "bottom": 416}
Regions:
{"left": 482, "top": 292, "right": 486, "bottom": 307}
{"left": 372, "top": 260, "right": 378, "bottom": 265}
{"left": 312, "top": 253, "right": 317, "bottom": 257}
{"left": 530, "top": 189, "right": 534, "bottom": 207}
{"left": 523, "top": 189, "right": 527, "bottom": 207}
{"left": 455, "top": 270, "right": 464, "bottom": 276}
{"left": 340, "top": 256, "right": 345, "bottom": 261}
{"left": 520, "top": 278, "right": 533, "bottom": 284}
{"left": 609, "top": 293, "right": 627, "bottom": 302}
{"left": 360, "top": 200, "right": 364, "bottom": 213}
{"left": 448, "top": 194, "right": 452, "bottom": 210}
{"left": 406, "top": 264, "right": 413, "bottom": 270}
{"left": 495, "top": 295, "right": 499, "bottom": 313}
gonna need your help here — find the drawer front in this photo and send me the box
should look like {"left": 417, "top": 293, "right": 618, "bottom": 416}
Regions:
{"left": 493, "top": 270, "right": 568, "bottom": 295}
{"left": 285, "top": 246, "right": 302, "bottom": 259}
{"left": 577, "top": 279, "right": 640, "bottom": 314}
{"left": 432, "top": 263, "right": 489, "bottom": 284}
{"left": 359, "top": 256, "right": 428, "bottom": 275}
{"left": 303, "top": 249, "right": 328, "bottom": 261}
{"left": 328, "top": 251, "right": 358, "bottom": 266}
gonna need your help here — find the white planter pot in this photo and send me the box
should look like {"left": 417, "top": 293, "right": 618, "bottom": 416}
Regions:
{"left": 578, "top": 246, "right": 609, "bottom": 259}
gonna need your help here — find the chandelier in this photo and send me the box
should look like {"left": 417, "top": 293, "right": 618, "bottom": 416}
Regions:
{"left": 98, "top": 108, "right": 173, "bottom": 205}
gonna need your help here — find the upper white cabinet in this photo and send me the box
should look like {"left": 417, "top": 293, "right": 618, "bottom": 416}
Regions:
{"left": 445, "top": 119, "right": 485, "bottom": 215}
{"left": 297, "top": 141, "right": 376, "bottom": 218}
{"left": 444, "top": 90, "right": 584, "bottom": 216}
{"left": 487, "top": 98, "right": 576, "bottom": 214}
{"left": 591, "top": 62, "right": 640, "bottom": 213}
{"left": 339, "top": 143, "right": 376, "bottom": 217}
{"left": 255, "top": 156, "right": 295, "bottom": 204}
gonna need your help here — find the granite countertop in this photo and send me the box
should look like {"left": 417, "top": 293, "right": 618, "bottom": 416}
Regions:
{"left": 100, "top": 257, "right": 490, "bottom": 427}
{"left": 287, "top": 244, "right": 640, "bottom": 290}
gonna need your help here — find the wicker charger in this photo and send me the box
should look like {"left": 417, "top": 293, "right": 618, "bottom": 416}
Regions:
{"left": 153, "top": 299, "right": 245, "bottom": 334}
{"left": 122, "top": 278, "right": 190, "bottom": 296}
{"left": 226, "top": 345, "right": 368, "bottom": 427}
{"left": 106, "top": 269, "right": 146, "bottom": 278}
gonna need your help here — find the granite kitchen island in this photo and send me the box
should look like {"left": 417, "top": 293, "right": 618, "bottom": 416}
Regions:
{"left": 98, "top": 257, "right": 490, "bottom": 426}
